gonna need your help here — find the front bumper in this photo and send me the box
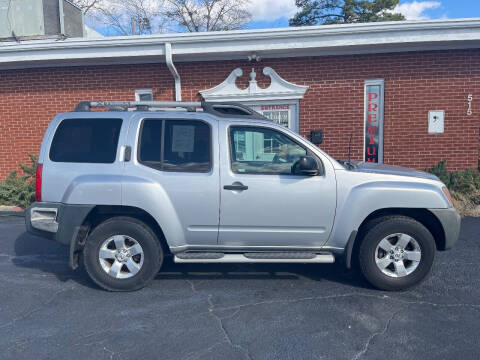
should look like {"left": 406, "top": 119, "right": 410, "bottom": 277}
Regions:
{"left": 429, "top": 207, "right": 462, "bottom": 250}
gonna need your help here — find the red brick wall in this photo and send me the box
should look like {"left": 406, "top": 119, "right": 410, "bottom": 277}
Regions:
{"left": 0, "top": 49, "right": 479, "bottom": 179}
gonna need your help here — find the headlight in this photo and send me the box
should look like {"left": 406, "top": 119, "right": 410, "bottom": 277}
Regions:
{"left": 442, "top": 186, "right": 453, "bottom": 207}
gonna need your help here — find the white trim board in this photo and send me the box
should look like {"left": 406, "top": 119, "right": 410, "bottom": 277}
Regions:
{"left": 2, "top": 19, "right": 480, "bottom": 69}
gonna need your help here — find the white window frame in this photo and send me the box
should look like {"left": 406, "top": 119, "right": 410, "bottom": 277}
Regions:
{"left": 135, "top": 89, "right": 153, "bottom": 101}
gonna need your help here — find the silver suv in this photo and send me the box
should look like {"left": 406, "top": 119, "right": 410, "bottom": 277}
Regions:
{"left": 26, "top": 101, "right": 461, "bottom": 291}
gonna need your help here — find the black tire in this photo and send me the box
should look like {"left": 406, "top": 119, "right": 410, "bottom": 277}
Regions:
{"left": 358, "top": 215, "right": 436, "bottom": 291}
{"left": 83, "top": 216, "right": 163, "bottom": 291}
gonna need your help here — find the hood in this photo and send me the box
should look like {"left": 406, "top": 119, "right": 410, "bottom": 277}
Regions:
{"left": 353, "top": 162, "right": 440, "bottom": 181}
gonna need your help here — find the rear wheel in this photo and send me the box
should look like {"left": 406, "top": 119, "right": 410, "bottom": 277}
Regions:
{"left": 358, "top": 216, "right": 435, "bottom": 291}
{"left": 83, "top": 217, "right": 163, "bottom": 291}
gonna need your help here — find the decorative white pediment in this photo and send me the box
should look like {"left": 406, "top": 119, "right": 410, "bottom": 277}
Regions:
{"left": 200, "top": 67, "right": 309, "bottom": 102}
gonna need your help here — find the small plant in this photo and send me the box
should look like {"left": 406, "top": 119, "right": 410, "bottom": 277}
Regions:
{"left": 427, "top": 159, "right": 480, "bottom": 216}
{"left": 449, "top": 169, "right": 480, "bottom": 193}
{"left": 426, "top": 160, "right": 451, "bottom": 187}
{"left": 0, "top": 154, "right": 37, "bottom": 209}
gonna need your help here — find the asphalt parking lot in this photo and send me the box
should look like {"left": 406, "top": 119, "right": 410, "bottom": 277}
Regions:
{"left": 0, "top": 215, "right": 479, "bottom": 360}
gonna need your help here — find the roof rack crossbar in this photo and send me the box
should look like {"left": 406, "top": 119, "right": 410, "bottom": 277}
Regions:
{"left": 74, "top": 101, "right": 202, "bottom": 112}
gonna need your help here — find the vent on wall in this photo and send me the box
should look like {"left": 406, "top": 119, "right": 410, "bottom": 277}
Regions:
{"left": 0, "top": 0, "right": 84, "bottom": 40}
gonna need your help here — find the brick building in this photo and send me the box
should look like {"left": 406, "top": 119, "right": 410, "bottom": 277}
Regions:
{"left": 1, "top": 18, "right": 480, "bottom": 179}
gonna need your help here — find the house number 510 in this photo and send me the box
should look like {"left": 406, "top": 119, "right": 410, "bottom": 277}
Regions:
{"left": 467, "top": 94, "right": 473, "bottom": 115}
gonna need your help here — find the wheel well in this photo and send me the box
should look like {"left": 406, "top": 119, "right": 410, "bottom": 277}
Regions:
{"left": 356, "top": 208, "right": 446, "bottom": 252}
{"left": 78, "top": 205, "right": 170, "bottom": 255}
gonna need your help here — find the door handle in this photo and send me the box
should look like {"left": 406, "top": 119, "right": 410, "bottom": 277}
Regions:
{"left": 223, "top": 183, "right": 248, "bottom": 191}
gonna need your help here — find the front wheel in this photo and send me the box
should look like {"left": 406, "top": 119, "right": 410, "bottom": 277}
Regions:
{"left": 358, "top": 216, "right": 436, "bottom": 291}
{"left": 83, "top": 217, "right": 163, "bottom": 291}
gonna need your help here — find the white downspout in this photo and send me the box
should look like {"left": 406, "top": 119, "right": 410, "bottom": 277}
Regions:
{"left": 165, "top": 42, "right": 182, "bottom": 101}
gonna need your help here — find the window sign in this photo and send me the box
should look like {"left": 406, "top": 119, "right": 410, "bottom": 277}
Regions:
{"left": 260, "top": 105, "right": 290, "bottom": 127}
{"left": 248, "top": 103, "right": 298, "bottom": 131}
{"left": 364, "top": 79, "right": 384, "bottom": 163}
{"left": 172, "top": 125, "right": 195, "bottom": 153}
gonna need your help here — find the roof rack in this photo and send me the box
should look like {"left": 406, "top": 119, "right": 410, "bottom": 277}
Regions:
{"left": 74, "top": 101, "right": 201, "bottom": 112}
{"left": 73, "top": 101, "right": 267, "bottom": 120}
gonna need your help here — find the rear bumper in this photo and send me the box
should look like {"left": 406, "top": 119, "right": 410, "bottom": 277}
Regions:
{"left": 25, "top": 202, "right": 94, "bottom": 246}
{"left": 429, "top": 207, "right": 462, "bottom": 250}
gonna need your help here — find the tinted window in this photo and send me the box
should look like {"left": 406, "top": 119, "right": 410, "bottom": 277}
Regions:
{"left": 138, "top": 119, "right": 211, "bottom": 173}
{"left": 50, "top": 118, "right": 122, "bottom": 163}
{"left": 230, "top": 126, "right": 306, "bottom": 175}
{"left": 139, "top": 120, "right": 162, "bottom": 165}
{"left": 164, "top": 120, "right": 211, "bottom": 172}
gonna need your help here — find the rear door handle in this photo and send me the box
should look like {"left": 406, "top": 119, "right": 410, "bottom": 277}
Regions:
{"left": 223, "top": 183, "right": 248, "bottom": 191}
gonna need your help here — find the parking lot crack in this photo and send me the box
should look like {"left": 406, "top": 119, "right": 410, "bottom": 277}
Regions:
{"left": 207, "top": 294, "right": 253, "bottom": 360}
{"left": 351, "top": 308, "right": 403, "bottom": 360}
{"left": 182, "top": 340, "right": 225, "bottom": 360}
{"left": 0, "top": 285, "right": 75, "bottom": 330}
{"left": 103, "top": 346, "right": 115, "bottom": 360}
{"left": 185, "top": 279, "right": 199, "bottom": 293}
{"left": 214, "top": 292, "right": 480, "bottom": 313}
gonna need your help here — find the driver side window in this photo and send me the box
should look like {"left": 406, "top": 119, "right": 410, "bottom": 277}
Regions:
{"left": 230, "top": 126, "right": 307, "bottom": 175}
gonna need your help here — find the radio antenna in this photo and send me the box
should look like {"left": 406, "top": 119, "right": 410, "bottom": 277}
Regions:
{"left": 348, "top": 134, "right": 353, "bottom": 163}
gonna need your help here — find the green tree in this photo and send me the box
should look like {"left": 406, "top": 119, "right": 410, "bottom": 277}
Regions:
{"left": 290, "top": 0, "right": 405, "bottom": 26}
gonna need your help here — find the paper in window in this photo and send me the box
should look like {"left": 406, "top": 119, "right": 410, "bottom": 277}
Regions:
{"left": 172, "top": 125, "right": 195, "bottom": 153}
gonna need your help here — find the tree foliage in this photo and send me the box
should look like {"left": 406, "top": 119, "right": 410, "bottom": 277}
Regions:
{"left": 290, "top": 0, "right": 405, "bottom": 26}
{"left": 163, "top": 0, "right": 251, "bottom": 32}
{"left": 73, "top": 0, "right": 251, "bottom": 35}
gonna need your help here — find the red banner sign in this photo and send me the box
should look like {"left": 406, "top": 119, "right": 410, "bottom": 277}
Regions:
{"left": 364, "top": 84, "right": 382, "bottom": 163}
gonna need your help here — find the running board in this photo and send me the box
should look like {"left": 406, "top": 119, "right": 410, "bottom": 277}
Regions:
{"left": 174, "top": 252, "right": 335, "bottom": 264}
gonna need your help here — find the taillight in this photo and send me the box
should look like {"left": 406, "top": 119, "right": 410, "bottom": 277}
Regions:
{"left": 35, "top": 163, "right": 43, "bottom": 202}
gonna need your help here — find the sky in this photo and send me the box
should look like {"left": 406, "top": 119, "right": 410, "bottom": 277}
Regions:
{"left": 246, "top": 0, "right": 480, "bottom": 29}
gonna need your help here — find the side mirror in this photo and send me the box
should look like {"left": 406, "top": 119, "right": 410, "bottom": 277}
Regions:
{"left": 292, "top": 156, "right": 319, "bottom": 176}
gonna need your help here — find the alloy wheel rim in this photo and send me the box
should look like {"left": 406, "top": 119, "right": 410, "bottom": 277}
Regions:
{"left": 374, "top": 233, "right": 422, "bottom": 278}
{"left": 98, "top": 235, "right": 144, "bottom": 279}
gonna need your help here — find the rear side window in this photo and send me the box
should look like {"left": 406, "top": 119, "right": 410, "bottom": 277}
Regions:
{"left": 50, "top": 118, "right": 122, "bottom": 163}
{"left": 138, "top": 119, "right": 211, "bottom": 172}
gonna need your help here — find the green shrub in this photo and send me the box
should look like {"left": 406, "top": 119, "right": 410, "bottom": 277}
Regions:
{"left": 0, "top": 154, "right": 37, "bottom": 208}
{"left": 426, "top": 160, "right": 480, "bottom": 194}
{"left": 449, "top": 169, "right": 480, "bottom": 193}
{"left": 426, "top": 160, "right": 451, "bottom": 187}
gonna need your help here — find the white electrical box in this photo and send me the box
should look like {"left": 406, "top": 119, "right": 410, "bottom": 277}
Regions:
{"left": 428, "top": 110, "right": 444, "bottom": 134}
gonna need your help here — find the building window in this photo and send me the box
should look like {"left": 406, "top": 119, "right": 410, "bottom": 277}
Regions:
{"left": 135, "top": 89, "right": 153, "bottom": 101}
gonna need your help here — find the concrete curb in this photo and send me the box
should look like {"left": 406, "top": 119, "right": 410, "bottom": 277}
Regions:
{"left": 0, "top": 206, "right": 25, "bottom": 216}
{"left": 0, "top": 205, "right": 24, "bottom": 212}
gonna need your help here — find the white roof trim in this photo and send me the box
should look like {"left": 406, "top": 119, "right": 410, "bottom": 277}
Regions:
{"left": 200, "top": 67, "right": 309, "bottom": 102}
{"left": 2, "top": 18, "right": 480, "bottom": 69}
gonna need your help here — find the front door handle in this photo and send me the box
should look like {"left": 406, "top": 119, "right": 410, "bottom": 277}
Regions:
{"left": 223, "top": 183, "right": 248, "bottom": 191}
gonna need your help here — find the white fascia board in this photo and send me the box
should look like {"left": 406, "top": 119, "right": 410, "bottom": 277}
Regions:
{"left": 1, "top": 18, "right": 480, "bottom": 69}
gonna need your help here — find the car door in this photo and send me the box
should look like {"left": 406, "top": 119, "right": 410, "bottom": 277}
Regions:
{"left": 123, "top": 114, "right": 220, "bottom": 247}
{"left": 218, "top": 122, "right": 336, "bottom": 247}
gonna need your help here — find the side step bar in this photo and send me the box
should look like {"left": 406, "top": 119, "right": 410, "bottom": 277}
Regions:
{"left": 174, "top": 252, "right": 335, "bottom": 264}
